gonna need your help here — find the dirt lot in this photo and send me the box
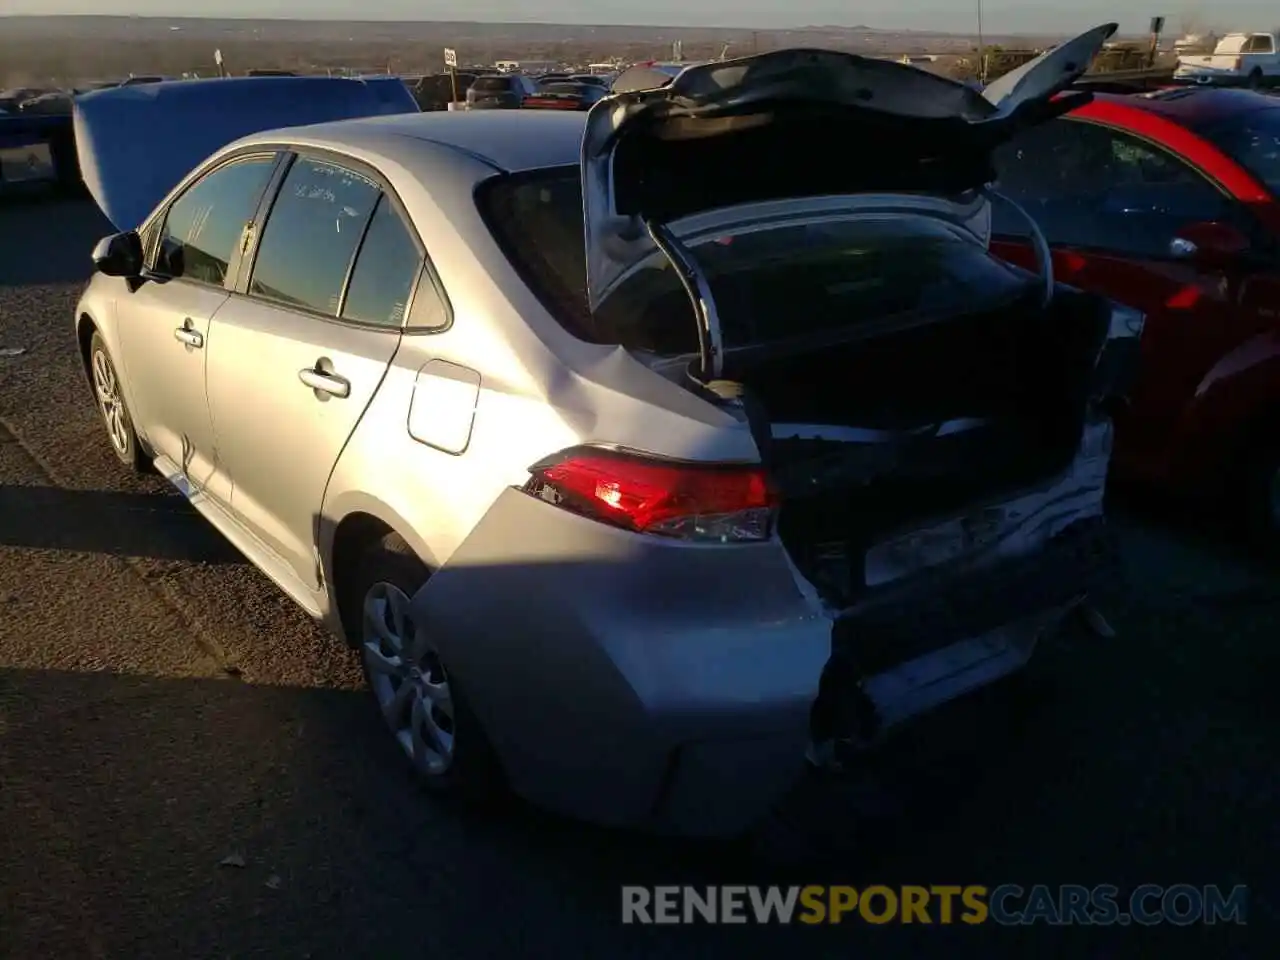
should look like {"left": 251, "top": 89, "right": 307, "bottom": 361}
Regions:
{"left": 0, "top": 194, "right": 1276, "bottom": 957}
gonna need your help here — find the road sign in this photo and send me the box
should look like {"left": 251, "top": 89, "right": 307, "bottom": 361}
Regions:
{"left": 1150, "top": 16, "right": 1165, "bottom": 35}
{"left": 444, "top": 48, "right": 458, "bottom": 68}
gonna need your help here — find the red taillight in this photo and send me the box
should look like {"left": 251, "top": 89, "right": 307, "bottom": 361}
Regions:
{"left": 1235, "top": 57, "right": 1244, "bottom": 70}
{"left": 523, "top": 447, "right": 777, "bottom": 542}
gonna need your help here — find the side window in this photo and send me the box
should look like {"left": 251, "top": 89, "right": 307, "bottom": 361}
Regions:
{"left": 992, "top": 119, "right": 1238, "bottom": 259}
{"left": 249, "top": 156, "right": 380, "bottom": 315}
{"left": 341, "top": 195, "right": 430, "bottom": 328}
{"left": 156, "top": 155, "right": 276, "bottom": 287}
{"left": 1248, "top": 35, "right": 1274, "bottom": 54}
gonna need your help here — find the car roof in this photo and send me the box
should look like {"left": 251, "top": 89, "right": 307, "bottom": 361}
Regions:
{"left": 246, "top": 109, "right": 588, "bottom": 174}
{"left": 1102, "top": 87, "right": 1280, "bottom": 128}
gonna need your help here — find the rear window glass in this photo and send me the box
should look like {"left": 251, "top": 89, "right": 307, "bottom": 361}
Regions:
{"left": 478, "top": 168, "right": 1035, "bottom": 356}
{"left": 472, "top": 77, "right": 512, "bottom": 92}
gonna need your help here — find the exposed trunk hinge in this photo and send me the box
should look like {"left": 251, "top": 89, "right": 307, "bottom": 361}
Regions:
{"left": 644, "top": 218, "right": 724, "bottom": 380}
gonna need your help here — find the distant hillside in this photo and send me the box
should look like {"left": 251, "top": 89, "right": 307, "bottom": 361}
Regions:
{"left": 0, "top": 14, "right": 1053, "bottom": 47}
{"left": 0, "top": 15, "right": 1070, "bottom": 86}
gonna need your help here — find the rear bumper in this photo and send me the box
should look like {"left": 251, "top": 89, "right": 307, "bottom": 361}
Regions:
{"left": 408, "top": 427, "right": 1114, "bottom": 837}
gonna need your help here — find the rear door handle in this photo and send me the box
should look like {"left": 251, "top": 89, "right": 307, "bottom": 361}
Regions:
{"left": 173, "top": 320, "right": 203, "bottom": 348}
{"left": 299, "top": 366, "right": 350, "bottom": 398}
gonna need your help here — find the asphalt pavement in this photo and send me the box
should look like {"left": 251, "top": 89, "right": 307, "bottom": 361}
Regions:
{"left": 0, "top": 196, "right": 1276, "bottom": 958}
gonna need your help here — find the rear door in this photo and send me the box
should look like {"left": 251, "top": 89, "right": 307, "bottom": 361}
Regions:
{"left": 205, "top": 152, "right": 425, "bottom": 587}
{"left": 989, "top": 115, "right": 1261, "bottom": 481}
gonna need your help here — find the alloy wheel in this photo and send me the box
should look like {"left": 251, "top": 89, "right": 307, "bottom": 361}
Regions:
{"left": 91, "top": 348, "right": 130, "bottom": 455}
{"left": 361, "top": 582, "right": 456, "bottom": 775}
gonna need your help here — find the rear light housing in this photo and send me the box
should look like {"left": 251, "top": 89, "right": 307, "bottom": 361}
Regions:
{"left": 522, "top": 446, "right": 777, "bottom": 542}
{"left": 1235, "top": 57, "right": 1244, "bottom": 71}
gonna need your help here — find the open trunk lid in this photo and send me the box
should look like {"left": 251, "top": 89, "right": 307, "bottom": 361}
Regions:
{"left": 580, "top": 22, "right": 1117, "bottom": 345}
{"left": 74, "top": 76, "right": 419, "bottom": 230}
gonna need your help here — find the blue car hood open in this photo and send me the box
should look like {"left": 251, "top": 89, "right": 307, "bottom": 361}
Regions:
{"left": 74, "top": 76, "right": 418, "bottom": 230}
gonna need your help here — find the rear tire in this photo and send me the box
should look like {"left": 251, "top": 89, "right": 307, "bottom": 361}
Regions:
{"left": 343, "top": 532, "right": 507, "bottom": 804}
{"left": 88, "top": 332, "right": 148, "bottom": 473}
{"left": 1249, "top": 68, "right": 1264, "bottom": 90}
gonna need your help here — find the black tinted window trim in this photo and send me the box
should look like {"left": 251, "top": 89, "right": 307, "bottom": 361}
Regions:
{"left": 141, "top": 147, "right": 282, "bottom": 238}
{"left": 148, "top": 151, "right": 283, "bottom": 292}
{"left": 474, "top": 165, "right": 597, "bottom": 343}
{"left": 245, "top": 154, "right": 380, "bottom": 318}
{"left": 341, "top": 194, "right": 438, "bottom": 331}
{"left": 336, "top": 191, "right": 384, "bottom": 319}
{"left": 401, "top": 258, "right": 454, "bottom": 335}
{"left": 233, "top": 145, "right": 453, "bottom": 333}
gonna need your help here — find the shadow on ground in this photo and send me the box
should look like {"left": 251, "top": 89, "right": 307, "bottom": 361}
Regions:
{"left": 0, "top": 483, "right": 244, "bottom": 563}
{"left": 0, "top": 654, "right": 1266, "bottom": 958}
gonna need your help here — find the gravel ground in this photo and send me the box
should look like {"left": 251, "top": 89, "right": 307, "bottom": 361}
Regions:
{"left": 0, "top": 196, "right": 1275, "bottom": 958}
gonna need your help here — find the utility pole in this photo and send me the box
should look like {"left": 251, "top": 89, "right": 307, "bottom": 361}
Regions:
{"left": 976, "top": 0, "right": 986, "bottom": 84}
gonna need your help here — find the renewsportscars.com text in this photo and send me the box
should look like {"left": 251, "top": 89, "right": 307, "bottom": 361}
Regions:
{"left": 621, "top": 884, "right": 1249, "bottom": 926}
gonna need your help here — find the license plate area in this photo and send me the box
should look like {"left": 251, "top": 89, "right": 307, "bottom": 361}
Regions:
{"left": 844, "top": 517, "right": 1113, "bottom": 676}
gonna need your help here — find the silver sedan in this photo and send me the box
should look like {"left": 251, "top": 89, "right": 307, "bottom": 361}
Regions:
{"left": 73, "top": 25, "right": 1134, "bottom": 836}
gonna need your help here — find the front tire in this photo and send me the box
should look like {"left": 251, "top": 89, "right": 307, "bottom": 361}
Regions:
{"left": 345, "top": 533, "right": 506, "bottom": 802}
{"left": 88, "top": 332, "right": 147, "bottom": 472}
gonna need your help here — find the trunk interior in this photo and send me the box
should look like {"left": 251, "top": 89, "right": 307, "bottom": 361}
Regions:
{"left": 714, "top": 286, "right": 1112, "bottom": 608}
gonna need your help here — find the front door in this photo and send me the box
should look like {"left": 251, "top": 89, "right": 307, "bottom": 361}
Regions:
{"left": 989, "top": 116, "right": 1262, "bottom": 482}
{"left": 205, "top": 154, "right": 423, "bottom": 587}
{"left": 113, "top": 153, "right": 279, "bottom": 502}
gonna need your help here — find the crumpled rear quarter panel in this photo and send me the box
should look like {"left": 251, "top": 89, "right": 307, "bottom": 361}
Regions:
{"left": 408, "top": 486, "right": 831, "bottom": 835}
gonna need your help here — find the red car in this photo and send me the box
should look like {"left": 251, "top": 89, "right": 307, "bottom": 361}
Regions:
{"left": 990, "top": 87, "right": 1280, "bottom": 545}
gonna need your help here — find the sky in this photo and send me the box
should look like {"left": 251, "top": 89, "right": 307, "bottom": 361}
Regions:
{"left": 0, "top": 1, "right": 1245, "bottom": 36}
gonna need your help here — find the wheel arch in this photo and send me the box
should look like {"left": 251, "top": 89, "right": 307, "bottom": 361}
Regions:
{"left": 321, "top": 495, "right": 440, "bottom": 647}
{"left": 76, "top": 312, "right": 98, "bottom": 385}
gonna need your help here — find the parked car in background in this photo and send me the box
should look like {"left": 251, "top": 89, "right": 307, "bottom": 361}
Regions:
{"left": 466, "top": 73, "right": 537, "bottom": 109}
{"left": 522, "top": 80, "right": 608, "bottom": 111}
{"left": 991, "top": 87, "right": 1280, "bottom": 544}
{"left": 412, "top": 72, "right": 481, "bottom": 111}
{"left": 71, "top": 28, "right": 1136, "bottom": 837}
{"left": 1174, "top": 32, "right": 1280, "bottom": 87}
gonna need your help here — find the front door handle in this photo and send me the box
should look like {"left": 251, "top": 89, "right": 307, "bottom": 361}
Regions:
{"left": 173, "top": 319, "right": 203, "bottom": 348}
{"left": 299, "top": 365, "right": 350, "bottom": 398}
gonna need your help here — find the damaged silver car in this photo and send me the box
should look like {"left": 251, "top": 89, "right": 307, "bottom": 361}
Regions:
{"left": 74, "top": 26, "right": 1136, "bottom": 837}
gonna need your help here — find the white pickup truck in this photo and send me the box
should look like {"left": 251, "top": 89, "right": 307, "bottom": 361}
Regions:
{"left": 1174, "top": 31, "right": 1280, "bottom": 87}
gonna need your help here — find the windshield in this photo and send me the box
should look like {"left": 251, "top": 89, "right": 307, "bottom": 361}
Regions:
{"left": 478, "top": 167, "right": 1036, "bottom": 355}
{"left": 1198, "top": 108, "right": 1280, "bottom": 195}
